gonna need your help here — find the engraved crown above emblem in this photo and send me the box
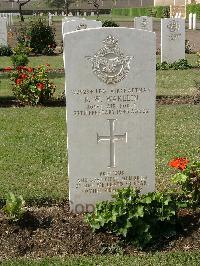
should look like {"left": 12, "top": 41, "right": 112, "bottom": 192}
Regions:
{"left": 167, "top": 19, "right": 180, "bottom": 32}
{"left": 86, "top": 35, "right": 133, "bottom": 85}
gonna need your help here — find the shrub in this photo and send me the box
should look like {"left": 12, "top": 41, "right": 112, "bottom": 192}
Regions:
{"left": 29, "top": 19, "right": 56, "bottom": 55}
{"left": 3, "top": 192, "right": 25, "bottom": 222}
{"left": 11, "top": 54, "right": 29, "bottom": 67}
{"left": 156, "top": 59, "right": 192, "bottom": 70}
{"left": 185, "top": 40, "right": 194, "bottom": 54}
{"left": 102, "top": 20, "right": 119, "bottom": 27}
{"left": 187, "top": 4, "right": 200, "bottom": 20}
{"left": 197, "top": 52, "right": 200, "bottom": 67}
{"left": 85, "top": 187, "right": 178, "bottom": 248}
{"left": 163, "top": 6, "right": 170, "bottom": 18}
{"left": 111, "top": 6, "right": 170, "bottom": 18}
{"left": 13, "top": 43, "right": 32, "bottom": 56}
{"left": 10, "top": 65, "right": 55, "bottom": 105}
{"left": 0, "top": 45, "right": 13, "bottom": 56}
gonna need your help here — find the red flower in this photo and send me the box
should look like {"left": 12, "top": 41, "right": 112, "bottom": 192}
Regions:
{"left": 17, "top": 66, "right": 23, "bottom": 71}
{"left": 27, "top": 67, "right": 33, "bottom": 73}
{"left": 36, "top": 83, "right": 45, "bottom": 90}
{"left": 168, "top": 157, "right": 189, "bottom": 171}
{"left": 16, "top": 78, "right": 22, "bottom": 85}
{"left": 20, "top": 73, "right": 28, "bottom": 79}
{"left": 3, "top": 66, "right": 13, "bottom": 72}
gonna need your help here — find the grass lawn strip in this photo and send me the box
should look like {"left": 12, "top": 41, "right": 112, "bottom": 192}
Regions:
{"left": 1, "top": 251, "right": 200, "bottom": 265}
{"left": 0, "top": 105, "right": 199, "bottom": 202}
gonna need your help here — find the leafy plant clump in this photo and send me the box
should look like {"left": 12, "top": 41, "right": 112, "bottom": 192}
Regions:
{"left": 3, "top": 192, "right": 25, "bottom": 222}
{"left": 10, "top": 65, "right": 55, "bottom": 105}
{"left": 11, "top": 54, "right": 29, "bottom": 67}
{"left": 185, "top": 40, "right": 194, "bottom": 54}
{"left": 156, "top": 59, "right": 192, "bottom": 70}
{"left": 197, "top": 52, "right": 200, "bottom": 67}
{"left": 0, "top": 45, "right": 13, "bottom": 56}
{"left": 29, "top": 19, "right": 56, "bottom": 55}
{"left": 169, "top": 158, "right": 200, "bottom": 208}
{"left": 85, "top": 187, "right": 178, "bottom": 248}
{"left": 85, "top": 158, "right": 200, "bottom": 249}
{"left": 102, "top": 20, "right": 119, "bottom": 27}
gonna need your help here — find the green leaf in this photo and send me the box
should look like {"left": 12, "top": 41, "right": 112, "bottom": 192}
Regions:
{"left": 171, "top": 173, "right": 188, "bottom": 184}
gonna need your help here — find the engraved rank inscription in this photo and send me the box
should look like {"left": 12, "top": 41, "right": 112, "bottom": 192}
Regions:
{"left": 86, "top": 35, "right": 133, "bottom": 85}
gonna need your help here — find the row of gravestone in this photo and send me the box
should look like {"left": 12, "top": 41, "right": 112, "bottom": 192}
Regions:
{"left": 62, "top": 17, "right": 185, "bottom": 64}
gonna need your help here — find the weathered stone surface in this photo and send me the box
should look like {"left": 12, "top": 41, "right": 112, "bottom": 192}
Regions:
{"left": 161, "top": 18, "right": 185, "bottom": 63}
{"left": 0, "top": 18, "right": 7, "bottom": 46}
{"left": 134, "top": 16, "right": 153, "bottom": 31}
{"left": 64, "top": 28, "right": 156, "bottom": 212}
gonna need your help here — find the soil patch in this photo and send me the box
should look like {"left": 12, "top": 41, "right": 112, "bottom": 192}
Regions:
{"left": 0, "top": 203, "right": 199, "bottom": 260}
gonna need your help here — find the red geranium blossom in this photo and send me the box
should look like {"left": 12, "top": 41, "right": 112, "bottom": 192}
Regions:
{"left": 36, "top": 83, "right": 45, "bottom": 90}
{"left": 4, "top": 66, "right": 13, "bottom": 72}
{"left": 27, "top": 67, "right": 33, "bottom": 73}
{"left": 168, "top": 157, "right": 189, "bottom": 171}
{"left": 16, "top": 78, "right": 22, "bottom": 85}
{"left": 20, "top": 73, "right": 28, "bottom": 79}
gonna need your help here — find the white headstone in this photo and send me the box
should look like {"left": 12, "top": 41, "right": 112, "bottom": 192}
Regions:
{"left": 62, "top": 17, "right": 86, "bottom": 35}
{"left": 84, "top": 12, "right": 87, "bottom": 16}
{"left": 62, "top": 19, "right": 102, "bottom": 35}
{"left": 161, "top": 18, "right": 185, "bottom": 63}
{"left": 64, "top": 28, "right": 156, "bottom": 212}
{"left": 48, "top": 13, "right": 52, "bottom": 26}
{"left": 193, "top": 13, "right": 196, "bottom": 30}
{"left": 0, "top": 18, "right": 7, "bottom": 46}
{"left": 134, "top": 16, "right": 153, "bottom": 31}
{"left": 189, "top": 13, "right": 192, "bottom": 29}
{"left": 91, "top": 12, "right": 95, "bottom": 16}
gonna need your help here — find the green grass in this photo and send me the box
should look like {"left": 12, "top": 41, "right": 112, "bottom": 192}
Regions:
{"left": 0, "top": 105, "right": 199, "bottom": 201}
{"left": 156, "top": 69, "right": 200, "bottom": 96}
{"left": 1, "top": 251, "right": 200, "bottom": 265}
{"left": 1, "top": 55, "right": 200, "bottom": 98}
{"left": 156, "top": 104, "right": 200, "bottom": 190}
{"left": 0, "top": 107, "right": 67, "bottom": 202}
{"left": 0, "top": 55, "right": 64, "bottom": 69}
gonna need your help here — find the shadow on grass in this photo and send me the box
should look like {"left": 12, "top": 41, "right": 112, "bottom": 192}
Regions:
{"left": 0, "top": 96, "right": 66, "bottom": 108}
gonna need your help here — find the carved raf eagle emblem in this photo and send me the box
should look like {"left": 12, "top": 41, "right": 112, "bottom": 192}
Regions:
{"left": 86, "top": 35, "right": 133, "bottom": 85}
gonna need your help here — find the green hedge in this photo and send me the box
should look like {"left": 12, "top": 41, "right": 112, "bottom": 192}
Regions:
{"left": 112, "top": 6, "right": 169, "bottom": 18}
{"left": 112, "top": 4, "right": 200, "bottom": 19}
{"left": 187, "top": 4, "right": 200, "bottom": 19}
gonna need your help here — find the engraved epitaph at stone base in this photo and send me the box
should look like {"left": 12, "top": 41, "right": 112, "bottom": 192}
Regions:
{"left": 161, "top": 18, "right": 185, "bottom": 63}
{"left": 64, "top": 28, "right": 156, "bottom": 213}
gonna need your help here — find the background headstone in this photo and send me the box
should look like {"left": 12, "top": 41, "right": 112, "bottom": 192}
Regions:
{"left": 62, "top": 19, "right": 102, "bottom": 35}
{"left": 0, "top": 17, "right": 7, "bottom": 46}
{"left": 64, "top": 28, "right": 156, "bottom": 212}
{"left": 193, "top": 13, "right": 196, "bottom": 30}
{"left": 134, "top": 16, "right": 153, "bottom": 31}
{"left": 161, "top": 18, "right": 185, "bottom": 63}
{"left": 189, "top": 13, "right": 192, "bottom": 29}
{"left": 62, "top": 17, "right": 86, "bottom": 35}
